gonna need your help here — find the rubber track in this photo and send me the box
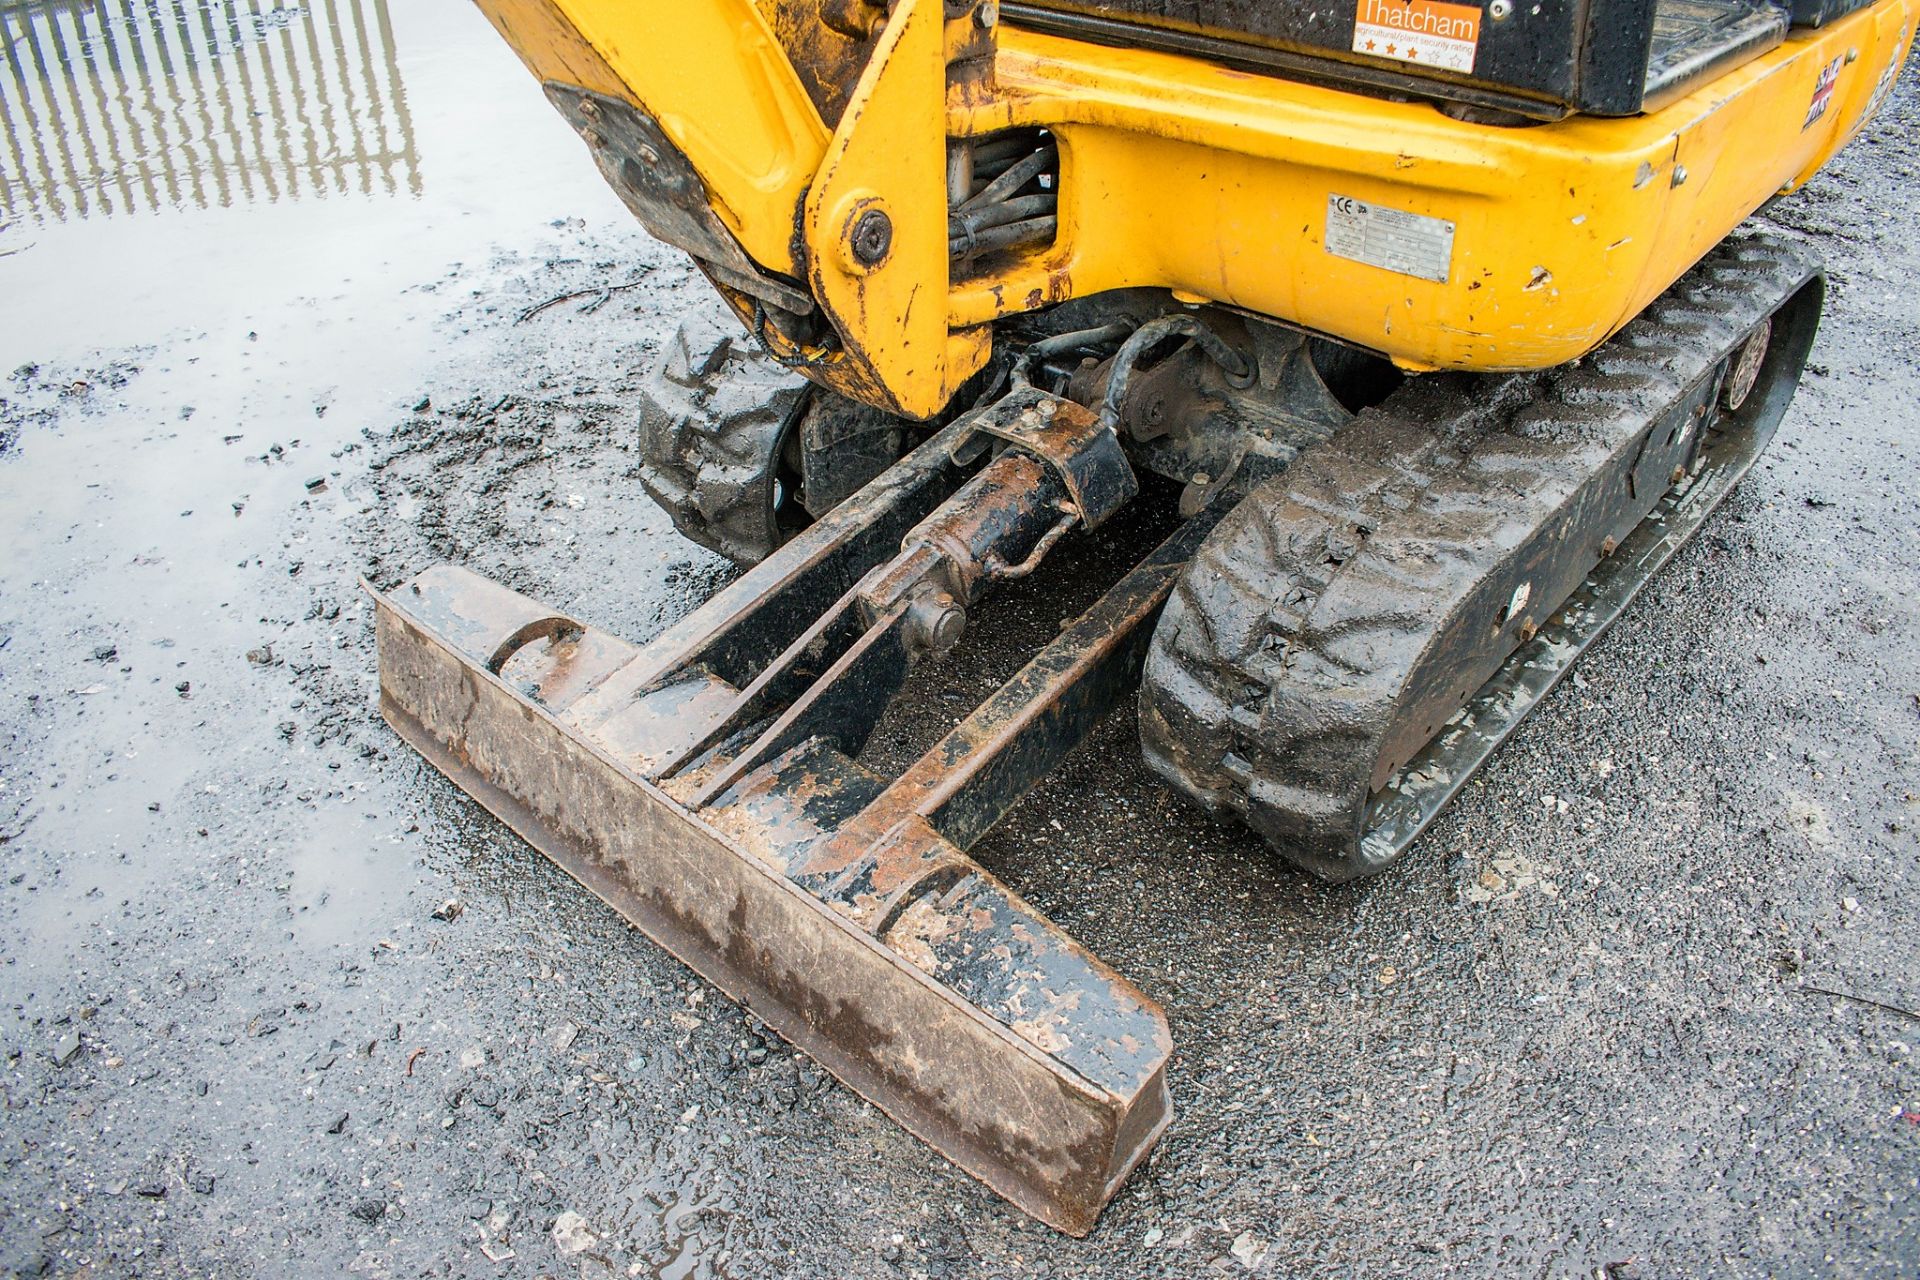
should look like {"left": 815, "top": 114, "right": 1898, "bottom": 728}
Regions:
{"left": 638, "top": 303, "right": 810, "bottom": 566}
{"left": 1140, "top": 230, "right": 1819, "bottom": 880}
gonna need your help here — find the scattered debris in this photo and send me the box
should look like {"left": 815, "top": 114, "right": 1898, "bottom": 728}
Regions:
{"left": 1799, "top": 984, "right": 1920, "bottom": 1024}
{"left": 516, "top": 274, "right": 651, "bottom": 324}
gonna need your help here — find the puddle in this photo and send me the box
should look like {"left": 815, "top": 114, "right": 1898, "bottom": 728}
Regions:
{"left": 0, "top": 0, "right": 629, "bottom": 356}
{"left": 1, "top": 0, "right": 419, "bottom": 226}
{"left": 0, "top": 0, "right": 672, "bottom": 1032}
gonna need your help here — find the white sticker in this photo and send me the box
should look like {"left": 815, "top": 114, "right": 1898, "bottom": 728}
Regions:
{"left": 1325, "top": 194, "right": 1455, "bottom": 283}
{"left": 1862, "top": 42, "right": 1903, "bottom": 128}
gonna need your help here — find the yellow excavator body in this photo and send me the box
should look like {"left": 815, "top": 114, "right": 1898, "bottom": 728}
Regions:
{"left": 468, "top": 0, "right": 1909, "bottom": 415}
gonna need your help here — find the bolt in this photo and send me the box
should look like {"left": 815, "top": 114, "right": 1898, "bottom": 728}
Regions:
{"left": 906, "top": 593, "right": 966, "bottom": 656}
{"left": 636, "top": 144, "right": 660, "bottom": 166}
{"left": 1519, "top": 620, "right": 1539, "bottom": 643}
{"left": 850, "top": 208, "right": 893, "bottom": 268}
{"left": 577, "top": 97, "right": 600, "bottom": 119}
{"left": 1671, "top": 165, "right": 1689, "bottom": 188}
{"left": 581, "top": 128, "right": 604, "bottom": 150}
{"left": 1600, "top": 535, "right": 1618, "bottom": 557}
{"left": 976, "top": 0, "right": 999, "bottom": 26}
{"left": 1671, "top": 464, "right": 1687, "bottom": 485}
{"left": 1488, "top": 0, "right": 1512, "bottom": 17}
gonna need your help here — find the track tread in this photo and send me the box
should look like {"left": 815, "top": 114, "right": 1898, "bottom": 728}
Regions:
{"left": 1140, "top": 230, "right": 1820, "bottom": 879}
{"left": 637, "top": 303, "right": 811, "bottom": 565}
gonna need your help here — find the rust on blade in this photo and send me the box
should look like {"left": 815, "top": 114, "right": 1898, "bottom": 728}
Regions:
{"left": 368, "top": 564, "right": 1170, "bottom": 1235}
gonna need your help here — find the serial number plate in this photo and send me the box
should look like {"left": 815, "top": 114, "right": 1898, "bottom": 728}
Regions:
{"left": 1325, "top": 194, "right": 1455, "bottom": 284}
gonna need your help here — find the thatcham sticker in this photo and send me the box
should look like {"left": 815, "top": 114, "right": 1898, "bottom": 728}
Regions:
{"left": 1351, "top": 0, "right": 1482, "bottom": 74}
{"left": 1326, "top": 194, "right": 1456, "bottom": 284}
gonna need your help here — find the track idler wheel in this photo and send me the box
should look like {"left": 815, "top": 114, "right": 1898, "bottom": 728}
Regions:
{"left": 638, "top": 303, "right": 911, "bottom": 566}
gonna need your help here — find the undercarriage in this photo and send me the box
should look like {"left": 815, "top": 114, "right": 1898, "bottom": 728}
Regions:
{"left": 375, "top": 230, "right": 1820, "bottom": 1232}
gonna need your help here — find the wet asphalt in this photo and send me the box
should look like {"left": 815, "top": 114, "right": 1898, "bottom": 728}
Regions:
{"left": 1, "top": 4, "right": 1917, "bottom": 1277}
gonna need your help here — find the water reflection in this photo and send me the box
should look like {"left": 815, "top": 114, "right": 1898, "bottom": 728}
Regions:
{"left": 0, "top": 0, "right": 419, "bottom": 223}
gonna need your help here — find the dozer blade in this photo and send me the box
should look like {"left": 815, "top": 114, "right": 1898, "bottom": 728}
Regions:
{"left": 369, "top": 398, "right": 1182, "bottom": 1235}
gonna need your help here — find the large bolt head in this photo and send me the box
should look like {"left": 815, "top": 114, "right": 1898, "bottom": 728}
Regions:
{"left": 850, "top": 208, "right": 894, "bottom": 267}
{"left": 906, "top": 593, "right": 966, "bottom": 656}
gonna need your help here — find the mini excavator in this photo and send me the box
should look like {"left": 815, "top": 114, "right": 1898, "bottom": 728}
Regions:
{"left": 370, "top": 0, "right": 1913, "bottom": 1233}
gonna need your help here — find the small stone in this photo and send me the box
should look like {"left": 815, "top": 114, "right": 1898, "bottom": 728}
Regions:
{"left": 551, "top": 1210, "right": 596, "bottom": 1257}
{"left": 175, "top": 681, "right": 191, "bottom": 696}
{"left": 51, "top": 1030, "right": 81, "bottom": 1066}
{"left": 190, "top": 1170, "right": 215, "bottom": 1195}
{"left": 304, "top": 476, "right": 326, "bottom": 493}
{"left": 246, "top": 645, "right": 273, "bottom": 666}
{"left": 326, "top": 1112, "right": 349, "bottom": 1135}
{"left": 432, "top": 898, "right": 464, "bottom": 922}
{"left": 91, "top": 644, "right": 118, "bottom": 663}
{"left": 350, "top": 1198, "right": 385, "bottom": 1223}
{"left": 546, "top": 1022, "right": 579, "bottom": 1053}
{"left": 1230, "top": 1231, "right": 1268, "bottom": 1270}
{"left": 1842, "top": 896, "right": 1860, "bottom": 913}
{"left": 413, "top": 396, "right": 431, "bottom": 412}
